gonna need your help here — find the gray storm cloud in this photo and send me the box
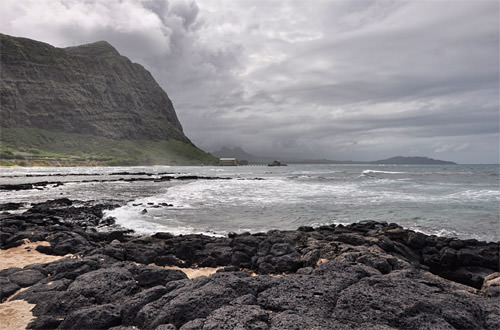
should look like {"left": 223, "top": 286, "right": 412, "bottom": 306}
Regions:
{"left": 0, "top": 0, "right": 498, "bottom": 163}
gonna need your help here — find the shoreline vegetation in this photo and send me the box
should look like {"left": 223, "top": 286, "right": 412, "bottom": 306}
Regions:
{"left": 0, "top": 136, "right": 460, "bottom": 167}
{"left": 0, "top": 127, "right": 218, "bottom": 167}
{"left": 0, "top": 197, "right": 498, "bottom": 329}
{"left": 0, "top": 157, "right": 461, "bottom": 168}
{"left": 1, "top": 34, "right": 219, "bottom": 168}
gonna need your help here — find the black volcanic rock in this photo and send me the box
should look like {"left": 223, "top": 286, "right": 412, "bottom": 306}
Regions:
{"left": 0, "top": 200, "right": 499, "bottom": 329}
{"left": 58, "top": 304, "right": 122, "bottom": 330}
{"left": 0, "top": 202, "right": 25, "bottom": 210}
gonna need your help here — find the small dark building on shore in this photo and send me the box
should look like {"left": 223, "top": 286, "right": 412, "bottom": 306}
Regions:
{"left": 219, "top": 158, "right": 237, "bottom": 166}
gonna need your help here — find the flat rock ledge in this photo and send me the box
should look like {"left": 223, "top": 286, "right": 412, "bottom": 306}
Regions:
{"left": 1, "top": 198, "right": 499, "bottom": 329}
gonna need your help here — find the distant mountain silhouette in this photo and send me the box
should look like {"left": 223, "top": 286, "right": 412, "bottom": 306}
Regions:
{"left": 212, "top": 148, "right": 456, "bottom": 165}
{"left": 289, "top": 156, "right": 456, "bottom": 165}
{"left": 371, "top": 156, "right": 456, "bottom": 165}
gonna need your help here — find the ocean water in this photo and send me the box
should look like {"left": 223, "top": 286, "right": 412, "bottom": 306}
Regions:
{"left": 1, "top": 164, "right": 498, "bottom": 242}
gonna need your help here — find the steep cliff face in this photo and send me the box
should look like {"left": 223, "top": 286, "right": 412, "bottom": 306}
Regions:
{"left": 1, "top": 33, "right": 187, "bottom": 141}
{"left": 0, "top": 34, "right": 216, "bottom": 165}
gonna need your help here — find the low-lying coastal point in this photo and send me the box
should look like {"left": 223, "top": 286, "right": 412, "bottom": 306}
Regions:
{"left": 0, "top": 198, "right": 499, "bottom": 329}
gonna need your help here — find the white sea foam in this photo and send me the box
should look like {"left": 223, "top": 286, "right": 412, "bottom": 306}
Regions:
{"left": 104, "top": 206, "right": 224, "bottom": 236}
{"left": 2, "top": 164, "right": 499, "bottom": 241}
{"left": 116, "top": 178, "right": 358, "bottom": 210}
{"left": 446, "top": 189, "right": 500, "bottom": 201}
{"left": 107, "top": 175, "right": 487, "bottom": 232}
{"left": 362, "top": 170, "right": 407, "bottom": 175}
{"left": 410, "top": 226, "right": 462, "bottom": 239}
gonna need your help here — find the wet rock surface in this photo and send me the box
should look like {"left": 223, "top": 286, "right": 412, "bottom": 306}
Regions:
{"left": 0, "top": 181, "right": 63, "bottom": 191}
{"left": 0, "top": 175, "right": 237, "bottom": 192}
{"left": 0, "top": 199, "right": 499, "bottom": 329}
{"left": 0, "top": 202, "right": 25, "bottom": 211}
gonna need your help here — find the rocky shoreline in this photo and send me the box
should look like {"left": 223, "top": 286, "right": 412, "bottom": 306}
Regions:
{"left": 0, "top": 174, "right": 232, "bottom": 191}
{"left": 1, "top": 199, "right": 499, "bottom": 329}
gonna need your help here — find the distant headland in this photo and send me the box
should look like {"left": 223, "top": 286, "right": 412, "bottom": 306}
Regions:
{"left": 213, "top": 147, "right": 456, "bottom": 165}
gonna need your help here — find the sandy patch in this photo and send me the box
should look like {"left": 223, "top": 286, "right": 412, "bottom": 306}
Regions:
{"left": 4, "top": 288, "right": 28, "bottom": 303}
{"left": 157, "top": 264, "right": 287, "bottom": 278}
{"left": 421, "top": 271, "right": 478, "bottom": 294}
{"left": 316, "top": 258, "right": 328, "bottom": 266}
{"left": 160, "top": 265, "right": 222, "bottom": 279}
{"left": 237, "top": 268, "right": 285, "bottom": 277}
{"left": 481, "top": 272, "right": 500, "bottom": 295}
{"left": 0, "top": 300, "right": 35, "bottom": 330}
{"left": 0, "top": 240, "right": 69, "bottom": 271}
{"left": 248, "top": 272, "right": 285, "bottom": 277}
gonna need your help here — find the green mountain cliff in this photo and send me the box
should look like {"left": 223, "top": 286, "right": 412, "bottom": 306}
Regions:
{"left": 0, "top": 34, "right": 217, "bottom": 166}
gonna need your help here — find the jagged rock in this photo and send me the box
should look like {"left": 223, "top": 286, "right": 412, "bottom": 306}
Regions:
{"left": 90, "top": 245, "right": 127, "bottom": 261}
{"left": 28, "top": 315, "right": 65, "bottom": 330}
{"left": 0, "top": 199, "right": 498, "bottom": 329}
{"left": 332, "top": 269, "right": 492, "bottom": 329}
{"left": 137, "top": 273, "right": 255, "bottom": 329}
{"left": 0, "top": 183, "right": 56, "bottom": 191}
{"left": 154, "top": 324, "right": 177, "bottom": 330}
{"left": 57, "top": 304, "right": 121, "bottom": 329}
{"left": 0, "top": 202, "right": 25, "bottom": 210}
{"left": 481, "top": 273, "right": 500, "bottom": 297}
{"left": 202, "top": 304, "right": 269, "bottom": 330}
{"left": 19, "top": 290, "right": 92, "bottom": 317}
{"left": 8, "top": 269, "right": 46, "bottom": 287}
{"left": 179, "top": 319, "right": 205, "bottom": 330}
{"left": 152, "top": 232, "right": 175, "bottom": 240}
{"left": 30, "top": 198, "right": 73, "bottom": 209}
{"left": 123, "top": 263, "right": 187, "bottom": 288}
{"left": 67, "top": 267, "right": 139, "bottom": 304}
{"left": 44, "top": 231, "right": 92, "bottom": 255}
{"left": 38, "top": 257, "right": 100, "bottom": 280}
{"left": 0, "top": 277, "right": 20, "bottom": 301}
{"left": 21, "top": 278, "right": 72, "bottom": 295}
{"left": 155, "top": 254, "right": 185, "bottom": 267}
{"left": 121, "top": 286, "right": 170, "bottom": 325}
{"left": 125, "top": 244, "right": 159, "bottom": 264}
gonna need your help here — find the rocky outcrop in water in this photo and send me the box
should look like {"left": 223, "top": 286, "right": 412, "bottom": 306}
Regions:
{"left": 0, "top": 199, "right": 499, "bottom": 329}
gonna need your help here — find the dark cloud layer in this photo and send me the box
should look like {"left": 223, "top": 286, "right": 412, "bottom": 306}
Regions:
{"left": 1, "top": 0, "right": 498, "bottom": 163}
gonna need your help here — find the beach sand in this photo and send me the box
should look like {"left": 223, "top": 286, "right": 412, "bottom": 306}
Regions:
{"left": 0, "top": 300, "right": 35, "bottom": 330}
{"left": 0, "top": 240, "right": 69, "bottom": 271}
{"left": 0, "top": 240, "right": 71, "bottom": 330}
{"left": 160, "top": 265, "right": 222, "bottom": 279}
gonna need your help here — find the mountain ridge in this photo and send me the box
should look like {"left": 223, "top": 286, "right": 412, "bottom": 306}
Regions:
{"left": 213, "top": 146, "right": 457, "bottom": 165}
{"left": 371, "top": 156, "right": 456, "bottom": 165}
{"left": 0, "top": 33, "right": 217, "bottom": 165}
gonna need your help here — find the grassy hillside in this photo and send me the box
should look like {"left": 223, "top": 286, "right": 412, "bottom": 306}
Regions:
{"left": 1, "top": 34, "right": 215, "bottom": 167}
{"left": 0, "top": 127, "right": 218, "bottom": 166}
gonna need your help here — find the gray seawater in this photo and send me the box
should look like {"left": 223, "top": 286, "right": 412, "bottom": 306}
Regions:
{"left": 1, "top": 164, "right": 498, "bottom": 241}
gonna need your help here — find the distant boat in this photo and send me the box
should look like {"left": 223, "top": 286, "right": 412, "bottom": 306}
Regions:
{"left": 268, "top": 160, "right": 287, "bottom": 166}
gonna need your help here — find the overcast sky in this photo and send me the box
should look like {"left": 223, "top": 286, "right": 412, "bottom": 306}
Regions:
{"left": 1, "top": 0, "right": 498, "bottom": 163}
